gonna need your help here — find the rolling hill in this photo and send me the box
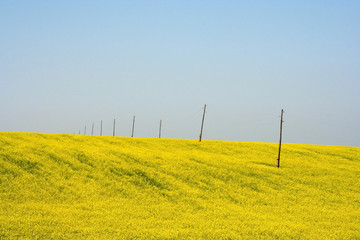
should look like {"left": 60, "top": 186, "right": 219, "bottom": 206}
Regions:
{"left": 0, "top": 132, "right": 359, "bottom": 239}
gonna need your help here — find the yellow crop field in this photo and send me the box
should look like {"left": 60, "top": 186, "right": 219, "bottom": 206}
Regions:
{"left": 0, "top": 132, "right": 359, "bottom": 239}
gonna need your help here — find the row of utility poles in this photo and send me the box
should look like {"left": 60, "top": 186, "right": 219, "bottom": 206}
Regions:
{"left": 77, "top": 117, "right": 159, "bottom": 138}
{"left": 77, "top": 115, "right": 152, "bottom": 138}
{"left": 76, "top": 104, "right": 208, "bottom": 140}
{"left": 75, "top": 105, "right": 284, "bottom": 168}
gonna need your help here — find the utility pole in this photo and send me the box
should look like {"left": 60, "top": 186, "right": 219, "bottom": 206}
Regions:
{"left": 199, "top": 104, "right": 207, "bottom": 142}
{"left": 91, "top": 123, "right": 94, "bottom": 136}
{"left": 159, "top": 120, "right": 162, "bottom": 138}
{"left": 100, "top": 120, "right": 103, "bottom": 136}
{"left": 131, "top": 116, "right": 135, "bottom": 137}
{"left": 113, "top": 119, "right": 116, "bottom": 137}
{"left": 277, "top": 109, "right": 284, "bottom": 168}
{"left": 78, "top": 130, "right": 80, "bottom": 135}
{"left": 84, "top": 126, "right": 86, "bottom": 135}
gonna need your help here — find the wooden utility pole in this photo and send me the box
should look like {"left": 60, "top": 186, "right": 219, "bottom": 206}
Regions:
{"left": 113, "top": 119, "right": 116, "bottom": 136}
{"left": 84, "top": 126, "right": 86, "bottom": 135}
{"left": 199, "top": 104, "right": 207, "bottom": 142}
{"left": 277, "top": 109, "right": 284, "bottom": 168}
{"left": 91, "top": 123, "right": 94, "bottom": 136}
{"left": 100, "top": 120, "right": 103, "bottom": 136}
{"left": 159, "top": 120, "right": 162, "bottom": 138}
{"left": 131, "top": 116, "right": 135, "bottom": 137}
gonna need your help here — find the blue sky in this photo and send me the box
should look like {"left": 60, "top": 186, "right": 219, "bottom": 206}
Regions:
{"left": 1, "top": 1, "right": 359, "bottom": 146}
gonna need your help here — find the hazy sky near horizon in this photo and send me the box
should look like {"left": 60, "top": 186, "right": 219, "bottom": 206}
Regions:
{"left": 1, "top": 1, "right": 359, "bottom": 146}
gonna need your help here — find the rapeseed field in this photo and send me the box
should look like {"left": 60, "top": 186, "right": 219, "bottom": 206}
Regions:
{"left": 0, "top": 132, "right": 359, "bottom": 239}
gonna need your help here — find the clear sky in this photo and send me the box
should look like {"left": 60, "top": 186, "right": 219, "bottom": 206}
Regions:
{"left": 1, "top": 1, "right": 359, "bottom": 146}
